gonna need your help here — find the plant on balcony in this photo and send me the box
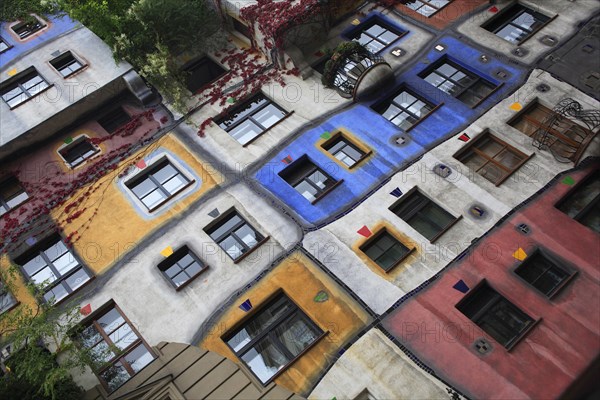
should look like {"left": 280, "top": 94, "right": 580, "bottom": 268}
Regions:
{"left": 321, "top": 41, "right": 371, "bottom": 88}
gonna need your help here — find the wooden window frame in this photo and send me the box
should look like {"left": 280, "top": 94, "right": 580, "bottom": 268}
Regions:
{"left": 359, "top": 228, "right": 415, "bottom": 272}
{"left": 157, "top": 245, "right": 208, "bottom": 291}
{"left": 513, "top": 248, "right": 577, "bottom": 299}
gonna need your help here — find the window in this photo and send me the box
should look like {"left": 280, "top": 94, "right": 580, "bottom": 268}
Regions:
{"left": 556, "top": 171, "right": 599, "bottom": 233}
{"left": 400, "top": 0, "right": 452, "bottom": 17}
{"left": 348, "top": 18, "right": 406, "bottom": 53}
{"left": 0, "top": 177, "right": 29, "bottom": 216}
{"left": 0, "top": 68, "right": 49, "bottom": 108}
{"left": 0, "top": 37, "right": 10, "bottom": 53}
{"left": 420, "top": 59, "right": 497, "bottom": 107}
{"left": 322, "top": 134, "right": 367, "bottom": 168}
{"left": 216, "top": 93, "right": 287, "bottom": 145}
{"left": 158, "top": 246, "right": 207, "bottom": 289}
{"left": 279, "top": 156, "right": 340, "bottom": 203}
{"left": 454, "top": 131, "right": 529, "bottom": 186}
{"left": 59, "top": 137, "right": 99, "bottom": 168}
{"left": 50, "top": 51, "right": 85, "bottom": 78}
{"left": 205, "top": 210, "right": 265, "bottom": 261}
{"left": 11, "top": 18, "right": 45, "bottom": 39}
{"left": 456, "top": 282, "right": 534, "bottom": 349}
{"left": 98, "top": 107, "right": 131, "bottom": 133}
{"left": 232, "top": 17, "right": 252, "bottom": 40}
{"left": 126, "top": 159, "right": 192, "bottom": 211}
{"left": 373, "top": 87, "right": 434, "bottom": 131}
{"left": 515, "top": 250, "right": 575, "bottom": 297}
{"left": 183, "top": 57, "right": 226, "bottom": 93}
{"left": 77, "top": 303, "right": 154, "bottom": 392}
{"left": 483, "top": 4, "right": 551, "bottom": 44}
{"left": 224, "top": 294, "right": 323, "bottom": 384}
{"left": 360, "top": 229, "right": 412, "bottom": 272}
{"left": 18, "top": 236, "right": 92, "bottom": 303}
{"left": 0, "top": 280, "right": 17, "bottom": 314}
{"left": 390, "top": 190, "right": 458, "bottom": 241}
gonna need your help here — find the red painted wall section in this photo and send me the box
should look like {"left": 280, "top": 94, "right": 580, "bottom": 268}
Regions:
{"left": 382, "top": 161, "right": 600, "bottom": 400}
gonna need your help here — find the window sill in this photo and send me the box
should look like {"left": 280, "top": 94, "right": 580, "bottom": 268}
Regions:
{"left": 7, "top": 84, "right": 55, "bottom": 110}
{"left": 233, "top": 236, "right": 270, "bottom": 264}
{"left": 311, "top": 179, "right": 344, "bottom": 205}
{"left": 429, "top": 215, "right": 463, "bottom": 244}
{"left": 241, "top": 111, "right": 295, "bottom": 148}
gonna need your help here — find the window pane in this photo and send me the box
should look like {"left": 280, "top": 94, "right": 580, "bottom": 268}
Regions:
{"left": 295, "top": 181, "right": 318, "bottom": 202}
{"left": 220, "top": 236, "right": 245, "bottom": 259}
{"left": 184, "top": 261, "right": 202, "bottom": 277}
{"left": 153, "top": 164, "right": 178, "bottom": 184}
{"left": 229, "top": 119, "right": 263, "bottom": 145}
{"left": 131, "top": 178, "right": 158, "bottom": 198}
{"left": 162, "top": 174, "right": 187, "bottom": 194}
{"left": 31, "top": 266, "right": 56, "bottom": 286}
{"left": 65, "top": 268, "right": 91, "bottom": 291}
{"left": 125, "top": 344, "right": 153, "bottom": 373}
{"left": 141, "top": 189, "right": 167, "bottom": 209}
{"left": 101, "top": 361, "right": 130, "bottom": 392}
{"left": 109, "top": 323, "right": 138, "bottom": 351}
{"left": 22, "top": 255, "right": 47, "bottom": 277}
{"left": 274, "top": 315, "right": 320, "bottom": 357}
{"left": 90, "top": 340, "right": 114, "bottom": 366}
{"left": 80, "top": 325, "right": 103, "bottom": 348}
{"left": 98, "top": 308, "right": 125, "bottom": 334}
{"left": 52, "top": 252, "right": 79, "bottom": 276}
{"left": 235, "top": 224, "right": 260, "bottom": 248}
{"left": 253, "top": 104, "right": 286, "bottom": 128}
{"left": 496, "top": 25, "right": 527, "bottom": 43}
{"left": 241, "top": 339, "right": 290, "bottom": 383}
{"left": 43, "top": 283, "right": 68, "bottom": 302}
{"left": 209, "top": 214, "right": 243, "bottom": 240}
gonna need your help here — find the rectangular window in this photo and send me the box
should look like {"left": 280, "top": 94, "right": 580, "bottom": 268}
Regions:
{"left": 515, "top": 250, "right": 575, "bottom": 297}
{"left": 232, "top": 17, "right": 252, "bottom": 40}
{"left": 322, "top": 134, "right": 367, "bottom": 168}
{"left": 183, "top": 57, "right": 226, "bottom": 93}
{"left": 400, "top": 0, "right": 452, "bottom": 17}
{"left": 454, "top": 131, "right": 529, "bottom": 186}
{"left": 0, "top": 280, "right": 18, "bottom": 314}
{"left": 59, "top": 137, "right": 99, "bottom": 168}
{"left": 205, "top": 210, "right": 264, "bottom": 261}
{"left": 126, "top": 159, "right": 192, "bottom": 212}
{"left": 18, "top": 236, "right": 92, "bottom": 303}
{"left": 420, "top": 59, "right": 497, "bottom": 107}
{"left": 456, "top": 282, "right": 534, "bottom": 349}
{"left": 279, "top": 156, "right": 339, "bottom": 203}
{"left": 0, "top": 177, "right": 29, "bottom": 217}
{"left": 158, "top": 246, "right": 207, "bottom": 290}
{"left": 98, "top": 107, "right": 132, "bottom": 133}
{"left": 360, "top": 229, "right": 412, "bottom": 272}
{"left": 216, "top": 93, "right": 287, "bottom": 145}
{"left": 0, "top": 68, "right": 49, "bottom": 108}
{"left": 390, "top": 190, "right": 458, "bottom": 241}
{"left": 556, "top": 170, "right": 599, "bottom": 233}
{"left": 11, "top": 18, "right": 45, "bottom": 39}
{"left": 77, "top": 303, "right": 154, "bottom": 392}
{"left": 372, "top": 88, "right": 435, "bottom": 131}
{"left": 224, "top": 294, "right": 323, "bottom": 384}
{"left": 50, "top": 51, "right": 85, "bottom": 78}
{"left": 348, "top": 18, "right": 406, "bottom": 53}
{"left": 483, "top": 4, "right": 551, "bottom": 44}
{"left": 0, "top": 37, "right": 10, "bottom": 53}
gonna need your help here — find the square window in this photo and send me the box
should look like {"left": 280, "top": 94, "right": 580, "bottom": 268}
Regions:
{"left": 126, "top": 159, "right": 192, "bottom": 212}
{"left": 400, "top": 0, "right": 452, "bottom": 17}
{"left": 183, "top": 57, "right": 226, "bottom": 93}
{"left": 59, "top": 137, "right": 99, "bottom": 168}
{"left": 360, "top": 229, "right": 413, "bottom": 272}
{"left": 322, "top": 134, "right": 368, "bottom": 168}
{"left": 204, "top": 210, "right": 265, "bottom": 261}
{"left": 0, "top": 37, "right": 11, "bottom": 53}
{"left": 16, "top": 236, "right": 92, "bottom": 303}
{"left": 216, "top": 93, "right": 287, "bottom": 145}
{"left": 0, "top": 176, "right": 29, "bottom": 216}
{"left": 0, "top": 68, "right": 49, "bottom": 108}
{"left": 454, "top": 131, "right": 529, "bottom": 186}
{"left": 0, "top": 280, "right": 18, "bottom": 314}
{"left": 390, "top": 190, "right": 458, "bottom": 241}
{"left": 50, "top": 51, "right": 85, "bottom": 78}
{"left": 279, "top": 156, "right": 339, "bottom": 203}
{"left": 11, "top": 18, "right": 45, "bottom": 39}
{"left": 157, "top": 246, "right": 207, "bottom": 289}
{"left": 483, "top": 4, "right": 551, "bottom": 44}
{"left": 372, "top": 87, "right": 435, "bottom": 131}
{"left": 515, "top": 250, "right": 575, "bottom": 297}
{"left": 419, "top": 58, "right": 497, "bottom": 107}
{"left": 348, "top": 17, "right": 406, "bottom": 54}
{"left": 556, "top": 170, "right": 599, "bottom": 233}
{"left": 98, "top": 107, "right": 132, "bottom": 133}
{"left": 76, "top": 303, "right": 154, "bottom": 392}
{"left": 223, "top": 294, "right": 323, "bottom": 384}
{"left": 456, "top": 281, "right": 534, "bottom": 349}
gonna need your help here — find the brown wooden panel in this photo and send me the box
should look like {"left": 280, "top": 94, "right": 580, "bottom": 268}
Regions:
{"left": 259, "top": 384, "right": 296, "bottom": 400}
{"left": 206, "top": 369, "right": 251, "bottom": 399}
{"left": 174, "top": 351, "right": 225, "bottom": 393}
{"left": 185, "top": 360, "right": 238, "bottom": 398}
{"left": 232, "top": 381, "right": 265, "bottom": 400}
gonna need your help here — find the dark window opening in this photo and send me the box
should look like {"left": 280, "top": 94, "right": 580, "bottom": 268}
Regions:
{"left": 0, "top": 177, "right": 29, "bottom": 217}
{"left": 183, "top": 57, "right": 226, "bottom": 93}
{"left": 205, "top": 210, "right": 264, "bottom": 261}
{"left": 98, "top": 107, "right": 132, "bottom": 133}
{"left": 515, "top": 250, "right": 575, "bottom": 297}
{"left": 556, "top": 170, "right": 599, "bottom": 233}
{"left": 279, "top": 156, "right": 339, "bottom": 203}
{"left": 232, "top": 17, "right": 252, "bottom": 40}
{"left": 373, "top": 87, "right": 435, "bottom": 131}
{"left": 158, "top": 246, "right": 207, "bottom": 289}
{"left": 483, "top": 4, "right": 551, "bottom": 44}
{"left": 360, "top": 229, "right": 412, "bottom": 272}
{"left": 50, "top": 51, "right": 85, "bottom": 78}
{"left": 0, "top": 68, "right": 49, "bottom": 108}
{"left": 11, "top": 18, "right": 45, "bottom": 39}
{"left": 59, "top": 137, "right": 99, "bottom": 168}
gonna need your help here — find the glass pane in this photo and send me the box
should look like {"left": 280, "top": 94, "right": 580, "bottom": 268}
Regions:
{"left": 5, "top": 191, "right": 29, "bottom": 208}
{"left": 512, "top": 12, "right": 538, "bottom": 31}
{"left": 101, "top": 361, "right": 130, "bottom": 392}
{"left": 172, "top": 271, "right": 189, "bottom": 287}
{"left": 253, "top": 104, "right": 286, "bottom": 129}
{"left": 229, "top": 119, "right": 262, "bottom": 145}
{"left": 241, "top": 339, "right": 289, "bottom": 383}
{"left": 422, "top": 202, "right": 455, "bottom": 229}
{"left": 274, "top": 315, "right": 320, "bottom": 357}
{"left": 418, "top": 5, "right": 436, "bottom": 17}
{"left": 65, "top": 268, "right": 91, "bottom": 291}
{"left": 89, "top": 340, "right": 114, "bottom": 366}
{"left": 162, "top": 174, "right": 187, "bottom": 194}
{"left": 379, "top": 30, "right": 399, "bottom": 44}
{"left": 80, "top": 325, "right": 103, "bottom": 348}
{"left": 31, "top": 266, "right": 56, "bottom": 286}
{"left": 43, "top": 283, "right": 68, "bottom": 302}
{"left": 220, "top": 236, "right": 244, "bottom": 259}
{"left": 178, "top": 254, "right": 195, "bottom": 268}
{"left": 141, "top": 189, "right": 167, "bottom": 209}
{"left": 381, "top": 103, "right": 401, "bottom": 120}
{"left": 295, "top": 181, "right": 318, "bottom": 202}
{"left": 152, "top": 164, "right": 178, "bottom": 184}
{"left": 110, "top": 323, "right": 138, "bottom": 351}
{"left": 209, "top": 214, "right": 242, "bottom": 240}
{"left": 124, "top": 344, "right": 153, "bottom": 373}
{"left": 27, "top": 81, "right": 48, "bottom": 96}
{"left": 424, "top": 73, "right": 448, "bottom": 90}
{"left": 496, "top": 24, "right": 527, "bottom": 43}
{"left": 164, "top": 264, "right": 181, "bottom": 278}
{"left": 6, "top": 93, "right": 28, "bottom": 107}
{"left": 436, "top": 63, "right": 457, "bottom": 77}
{"left": 131, "top": 178, "right": 158, "bottom": 198}
{"left": 235, "top": 224, "right": 260, "bottom": 248}
{"left": 52, "top": 252, "right": 79, "bottom": 276}
{"left": 494, "top": 148, "right": 525, "bottom": 169}
{"left": 307, "top": 170, "right": 331, "bottom": 190}
{"left": 98, "top": 308, "right": 125, "bottom": 334}
{"left": 365, "top": 24, "right": 386, "bottom": 38}
{"left": 396, "top": 91, "right": 417, "bottom": 108}
{"left": 391, "top": 112, "right": 416, "bottom": 130}
{"left": 408, "top": 215, "right": 439, "bottom": 240}
{"left": 22, "top": 255, "right": 48, "bottom": 277}
{"left": 364, "top": 39, "right": 385, "bottom": 53}
{"left": 184, "top": 261, "right": 202, "bottom": 277}
{"left": 22, "top": 75, "right": 43, "bottom": 89}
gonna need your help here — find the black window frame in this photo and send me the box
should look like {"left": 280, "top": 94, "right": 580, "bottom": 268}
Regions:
{"left": 0, "top": 36, "right": 12, "bottom": 53}
{"left": 482, "top": 3, "right": 551, "bottom": 44}
{"left": 215, "top": 92, "right": 288, "bottom": 146}
{"left": 347, "top": 16, "right": 407, "bottom": 54}
{"left": 97, "top": 107, "right": 132, "bottom": 133}
{"left": 157, "top": 245, "right": 208, "bottom": 290}
{"left": 50, "top": 51, "right": 86, "bottom": 78}
{"left": 456, "top": 281, "right": 535, "bottom": 349}
{"left": 11, "top": 18, "right": 46, "bottom": 39}
{"left": 279, "top": 156, "right": 341, "bottom": 204}
{"left": 400, "top": 0, "right": 453, "bottom": 17}
{"left": 321, "top": 133, "right": 369, "bottom": 168}
{"left": 223, "top": 293, "right": 324, "bottom": 385}
{"left": 0, "top": 67, "right": 50, "bottom": 109}
{"left": 555, "top": 170, "right": 599, "bottom": 233}
{"left": 514, "top": 248, "right": 576, "bottom": 298}
{"left": 183, "top": 57, "right": 227, "bottom": 94}
{"left": 0, "top": 176, "right": 29, "bottom": 217}
{"left": 16, "top": 235, "right": 93, "bottom": 304}
{"left": 359, "top": 229, "right": 414, "bottom": 272}
{"left": 390, "top": 189, "right": 459, "bottom": 242}
{"left": 0, "top": 280, "right": 18, "bottom": 315}
{"left": 59, "top": 136, "right": 100, "bottom": 168}
{"left": 419, "top": 58, "right": 499, "bottom": 108}
{"left": 372, "top": 86, "right": 437, "bottom": 132}
{"left": 125, "top": 158, "right": 193, "bottom": 212}
{"left": 204, "top": 209, "right": 266, "bottom": 263}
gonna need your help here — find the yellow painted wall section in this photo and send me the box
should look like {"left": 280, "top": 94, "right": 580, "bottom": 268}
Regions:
{"left": 0, "top": 255, "right": 38, "bottom": 333}
{"left": 199, "top": 251, "right": 372, "bottom": 396}
{"left": 50, "top": 133, "right": 222, "bottom": 275}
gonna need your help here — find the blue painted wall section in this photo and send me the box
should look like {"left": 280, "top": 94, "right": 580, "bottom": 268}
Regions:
{"left": 0, "top": 15, "right": 79, "bottom": 69}
{"left": 258, "top": 34, "right": 526, "bottom": 225}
